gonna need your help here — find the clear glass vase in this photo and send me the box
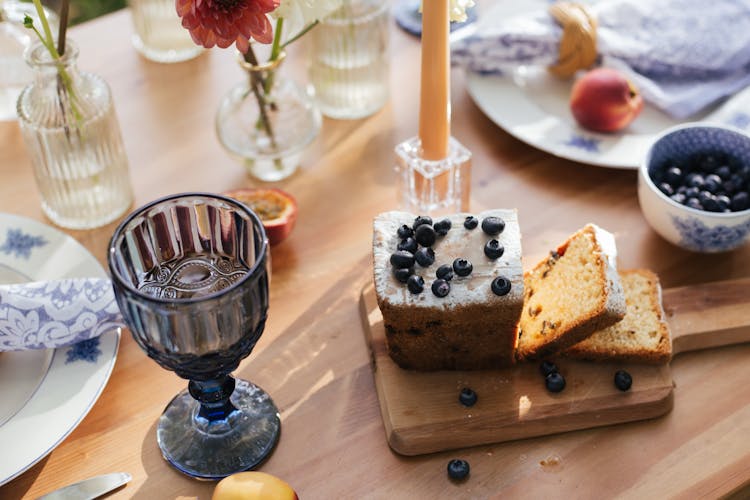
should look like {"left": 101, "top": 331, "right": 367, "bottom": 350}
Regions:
{"left": 215, "top": 52, "right": 321, "bottom": 182}
{"left": 16, "top": 40, "right": 134, "bottom": 230}
{"left": 0, "top": 1, "right": 58, "bottom": 121}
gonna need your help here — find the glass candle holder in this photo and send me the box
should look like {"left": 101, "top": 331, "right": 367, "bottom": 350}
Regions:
{"left": 395, "top": 136, "right": 472, "bottom": 215}
{"left": 129, "top": 0, "right": 203, "bottom": 63}
{"left": 307, "top": 0, "right": 390, "bottom": 119}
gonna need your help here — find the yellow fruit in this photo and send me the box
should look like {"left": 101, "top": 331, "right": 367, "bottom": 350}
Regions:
{"left": 212, "top": 472, "right": 298, "bottom": 500}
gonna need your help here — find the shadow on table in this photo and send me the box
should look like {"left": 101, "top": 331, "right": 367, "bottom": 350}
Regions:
{"left": 1, "top": 455, "right": 49, "bottom": 498}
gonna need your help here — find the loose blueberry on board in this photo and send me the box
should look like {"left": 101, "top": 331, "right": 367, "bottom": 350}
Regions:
{"left": 415, "top": 247, "right": 436, "bottom": 267}
{"left": 481, "top": 216, "right": 505, "bottom": 235}
{"left": 433, "top": 218, "right": 452, "bottom": 236}
{"left": 447, "top": 459, "right": 470, "bottom": 481}
{"left": 407, "top": 275, "right": 425, "bottom": 294}
{"left": 484, "top": 239, "right": 504, "bottom": 259}
{"left": 463, "top": 216, "right": 479, "bottom": 230}
{"left": 614, "top": 370, "right": 632, "bottom": 391}
{"left": 392, "top": 267, "right": 413, "bottom": 283}
{"left": 397, "top": 224, "right": 414, "bottom": 239}
{"left": 458, "top": 388, "right": 477, "bottom": 407}
{"left": 413, "top": 215, "right": 433, "bottom": 230}
{"left": 390, "top": 251, "right": 415, "bottom": 268}
{"left": 397, "top": 237, "right": 418, "bottom": 253}
{"left": 545, "top": 372, "right": 566, "bottom": 393}
{"left": 452, "top": 258, "right": 473, "bottom": 277}
{"left": 415, "top": 224, "right": 437, "bottom": 247}
{"left": 491, "top": 276, "right": 512, "bottom": 296}
{"left": 431, "top": 279, "right": 451, "bottom": 298}
{"left": 436, "top": 264, "right": 454, "bottom": 281}
{"left": 539, "top": 360, "right": 558, "bottom": 377}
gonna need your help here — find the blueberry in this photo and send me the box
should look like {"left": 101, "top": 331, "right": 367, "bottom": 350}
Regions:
{"left": 392, "top": 267, "right": 413, "bottom": 283}
{"left": 484, "top": 239, "right": 505, "bottom": 259}
{"left": 687, "top": 173, "right": 705, "bottom": 189}
{"left": 539, "top": 360, "right": 558, "bottom": 377}
{"left": 704, "top": 174, "right": 722, "bottom": 193}
{"left": 390, "top": 250, "right": 415, "bottom": 268}
{"left": 431, "top": 279, "right": 450, "bottom": 298}
{"left": 452, "top": 258, "right": 473, "bottom": 277}
{"left": 698, "top": 190, "right": 713, "bottom": 205}
{"left": 415, "top": 247, "right": 436, "bottom": 267}
{"left": 731, "top": 191, "right": 750, "bottom": 211}
{"left": 614, "top": 370, "right": 632, "bottom": 391}
{"left": 397, "top": 237, "right": 418, "bottom": 253}
{"left": 433, "top": 218, "right": 452, "bottom": 236}
{"left": 545, "top": 372, "right": 566, "bottom": 393}
{"left": 670, "top": 193, "right": 686, "bottom": 205}
{"left": 481, "top": 216, "right": 505, "bottom": 236}
{"left": 658, "top": 182, "right": 674, "bottom": 197}
{"left": 699, "top": 155, "right": 719, "bottom": 172}
{"left": 684, "top": 186, "right": 700, "bottom": 199}
{"left": 458, "top": 388, "right": 477, "bottom": 407}
{"left": 664, "top": 166, "right": 682, "bottom": 184}
{"left": 724, "top": 175, "right": 744, "bottom": 194}
{"left": 703, "top": 196, "right": 721, "bottom": 212}
{"left": 436, "top": 264, "right": 454, "bottom": 281}
{"left": 412, "top": 215, "right": 432, "bottom": 230}
{"left": 407, "top": 275, "right": 425, "bottom": 294}
{"left": 415, "top": 224, "right": 437, "bottom": 247}
{"left": 686, "top": 197, "right": 703, "bottom": 210}
{"left": 491, "top": 276, "right": 512, "bottom": 296}
{"left": 447, "top": 459, "right": 470, "bottom": 481}
{"left": 716, "top": 165, "right": 732, "bottom": 180}
{"left": 463, "top": 216, "right": 479, "bottom": 230}
{"left": 397, "top": 224, "right": 413, "bottom": 239}
{"left": 716, "top": 195, "right": 731, "bottom": 211}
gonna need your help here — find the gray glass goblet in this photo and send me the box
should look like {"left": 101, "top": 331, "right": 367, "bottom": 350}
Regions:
{"left": 108, "top": 193, "right": 279, "bottom": 480}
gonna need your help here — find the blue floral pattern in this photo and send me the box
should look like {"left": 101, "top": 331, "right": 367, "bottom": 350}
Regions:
{"left": 65, "top": 337, "right": 102, "bottom": 363}
{"left": 671, "top": 215, "right": 750, "bottom": 252}
{"left": 0, "top": 228, "right": 47, "bottom": 259}
{"left": 726, "top": 112, "right": 750, "bottom": 130}
{"left": 564, "top": 134, "right": 600, "bottom": 153}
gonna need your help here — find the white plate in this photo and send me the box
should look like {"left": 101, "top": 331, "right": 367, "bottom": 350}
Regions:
{"left": 0, "top": 213, "right": 120, "bottom": 486}
{"left": 464, "top": 2, "right": 750, "bottom": 169}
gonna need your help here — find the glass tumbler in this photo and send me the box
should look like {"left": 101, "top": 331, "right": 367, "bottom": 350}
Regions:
{"left": 129, "top": 0, "right": 203, "bottom": 63}
{"left": 307, "top": 0, "right": 390, "bottom": 119}
{"left": 108, "top": 193, "right": 280, "bottom": 479}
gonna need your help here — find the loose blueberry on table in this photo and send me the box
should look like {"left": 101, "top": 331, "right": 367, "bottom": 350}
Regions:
{"left": 545, "top": 372, "right": 566, "bottom": 393}
{"left": 459, "top": 387, "right": 478, "bottom": 407}
{"left": 447, "top": 459, "right": 470, "bottom": 481}
{"left": 614, "top": 370, "right": 632, "bottom": 391}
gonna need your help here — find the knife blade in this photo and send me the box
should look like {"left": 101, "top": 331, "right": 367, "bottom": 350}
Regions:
{"left": 36, "top": 472, "right": 132, "bottom": 500}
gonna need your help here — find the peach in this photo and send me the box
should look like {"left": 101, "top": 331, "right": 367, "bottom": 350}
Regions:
{"left": 569, "top": 68, "right": 644, "bottom": 133}
{"left": 212, "top": 471, "right": 298, "bottom": 500}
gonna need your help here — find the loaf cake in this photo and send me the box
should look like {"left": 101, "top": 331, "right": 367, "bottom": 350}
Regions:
{"left": 564, "top": 269, "right": 672, "bottom": 363}
{"left": 372, "top": 210, "right": 524, "bottom": 370}
{"left": 515, "top": 224, "right": 626, "bottom": 361}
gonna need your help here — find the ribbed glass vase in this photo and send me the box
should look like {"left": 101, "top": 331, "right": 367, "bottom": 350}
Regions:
{"left": 16, "top": 40, "right": 133, "bottom": 229}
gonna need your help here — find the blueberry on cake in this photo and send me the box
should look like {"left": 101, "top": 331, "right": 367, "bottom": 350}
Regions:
{"left": 564, "top": 269, "right": 672, "bottom": 363}
{"left": 372, "top": 210, "right": 524, "bottom": 371}
{"left": 515, "top": 224, "right": 626, "bottom": 361}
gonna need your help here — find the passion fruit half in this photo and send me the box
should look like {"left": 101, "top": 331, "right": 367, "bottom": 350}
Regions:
{"left": 223, "top": 188, "right": 297, "bottom": 246}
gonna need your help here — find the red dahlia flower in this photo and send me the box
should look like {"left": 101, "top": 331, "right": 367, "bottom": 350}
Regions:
{"left": 176, "top": 0, "right": 279, "bottom": 53}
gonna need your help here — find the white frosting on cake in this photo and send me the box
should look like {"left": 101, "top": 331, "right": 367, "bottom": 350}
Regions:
{"left": 373, "top": 210, "right": 524, "bottom": 309}
{"left": 588, "top": 223, "right": 626, "bottom": 315}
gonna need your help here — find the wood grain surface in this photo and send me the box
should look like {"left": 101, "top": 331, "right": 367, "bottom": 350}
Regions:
{"left": 360, "top": 277, "right": 750, "bottom": 456}
{"left": 1, "top": 3, "right": 749, "bottom": 498}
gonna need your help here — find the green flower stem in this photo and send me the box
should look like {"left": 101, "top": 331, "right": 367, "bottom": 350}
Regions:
{"left": 243, "top": 46, "right": 277, "bottom": 150}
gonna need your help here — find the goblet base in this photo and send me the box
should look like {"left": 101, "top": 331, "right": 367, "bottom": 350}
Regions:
{"left": 156, "top": 379, "right": 280, "bottom": 480}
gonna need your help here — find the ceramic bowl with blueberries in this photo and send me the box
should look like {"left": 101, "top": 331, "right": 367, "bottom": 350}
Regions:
{"left": 638, "top": 123, "right": 750, "bottom": 253}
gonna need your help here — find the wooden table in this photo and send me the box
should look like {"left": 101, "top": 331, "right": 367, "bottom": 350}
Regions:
{"left": 2, "top": 6, "right": 749, "bottom": 499}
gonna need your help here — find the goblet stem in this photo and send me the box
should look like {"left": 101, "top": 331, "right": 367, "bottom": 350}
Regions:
{"left": 189, "top": 376, "right": 239, "bottom": 422}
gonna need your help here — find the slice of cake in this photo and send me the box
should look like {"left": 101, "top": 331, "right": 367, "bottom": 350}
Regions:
{"left": 372, "top": 210, "right": 524, "bottom": 371}
{"left": 515, "top": 224, "right": 626, "bottom": 361}
{"left": 564, "top": 269, "right": 672, "bottom": 363}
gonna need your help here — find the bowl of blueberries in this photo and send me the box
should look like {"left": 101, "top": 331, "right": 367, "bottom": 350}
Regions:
{"left": 638, "top": 122, "right": 750, "bottom": 252}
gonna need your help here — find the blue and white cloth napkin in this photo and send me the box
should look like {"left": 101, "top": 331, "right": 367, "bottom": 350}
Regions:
{"left": 0, "top": 278, "right": 123, "bottom": 351}
{"left": 451, "top": 0, "right": 750, "bottom": 119}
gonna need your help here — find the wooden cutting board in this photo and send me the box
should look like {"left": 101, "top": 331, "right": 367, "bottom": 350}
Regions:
{"left": 360, "top": 277, "right": 750, "bottom": 456}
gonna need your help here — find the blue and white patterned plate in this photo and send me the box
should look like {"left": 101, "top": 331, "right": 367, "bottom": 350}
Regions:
{"left": 464, "top": 0, "right": 750, "bottom": 170}
{"left": 0, "top": 213, "right": 120, "bottom": 486}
